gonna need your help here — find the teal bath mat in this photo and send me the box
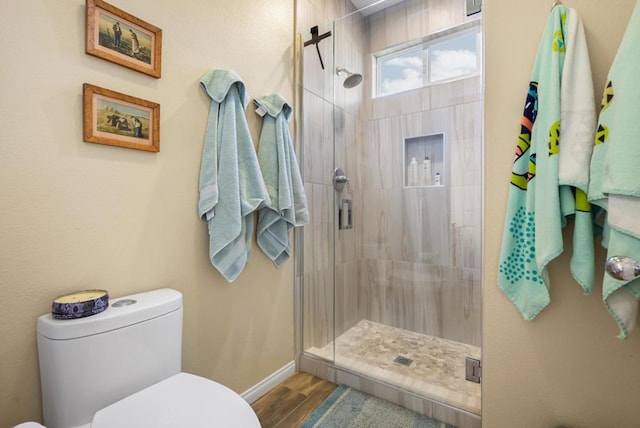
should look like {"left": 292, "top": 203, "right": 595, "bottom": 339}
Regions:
{"left": 301, "top": 385, "right": 456, "bottom": 427}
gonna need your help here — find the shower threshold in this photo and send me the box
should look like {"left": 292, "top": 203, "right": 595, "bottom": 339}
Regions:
{"left": 305, "top": 319, "right": 481, "bottom": 415}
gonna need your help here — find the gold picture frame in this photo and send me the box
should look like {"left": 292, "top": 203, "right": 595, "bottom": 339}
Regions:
{"left": 85, "top": 0, "right": 162, "bottom": 78}
{"left": 83, "top": 83, "right": 160, "bottom": 152}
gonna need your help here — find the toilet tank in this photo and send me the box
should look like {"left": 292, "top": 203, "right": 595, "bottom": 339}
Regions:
{"left": 37, "top": 288, "right": 183, "bottom": 428}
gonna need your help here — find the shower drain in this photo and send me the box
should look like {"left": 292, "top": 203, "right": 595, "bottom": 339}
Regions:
{"left": 393, "top": 355, "right": 414, "bottom": 366}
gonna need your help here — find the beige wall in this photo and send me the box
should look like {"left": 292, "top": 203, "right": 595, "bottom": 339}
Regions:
{"left": 0, "top": 0, "right": 294, "bottom": 426}
{"left": 484, "top": 0, "right": 640, "bottom": 427}
{"left": 4, "top": 0, "right": 640, "bottom": 426}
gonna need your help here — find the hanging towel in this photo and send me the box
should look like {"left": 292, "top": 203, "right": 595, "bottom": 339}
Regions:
{"left": 589, "top": 2, "right": 640, "bottom": 338}
{"left": 498, "top": 6, "right": 597, "bottom": 320}
{"left": 558, "top": 9, "right": 597, "bottom": 295}
{"left": 198, "top": 70, "right": 269, "bottom": 282}
{"left": 254, "top": 94, "right": 309, "bottom": 266}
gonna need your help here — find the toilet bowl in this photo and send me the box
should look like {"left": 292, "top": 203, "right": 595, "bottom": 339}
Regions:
{"left": 16, "top": 374, "right": 260, "bottom": 428}
{"left": 91, "top": 373, "right": 259, "bottom": 427}
{"left": 24, "top": 288, "right": 260, "bottom": 428}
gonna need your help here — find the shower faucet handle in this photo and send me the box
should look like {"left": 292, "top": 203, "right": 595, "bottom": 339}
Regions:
{"left": 334, "top": 168, "right": 352, "bottom": 193}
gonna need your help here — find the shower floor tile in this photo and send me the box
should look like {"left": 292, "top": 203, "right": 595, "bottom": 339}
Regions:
{"left": 306, "top": 320, "right": 481, "bottom": 415}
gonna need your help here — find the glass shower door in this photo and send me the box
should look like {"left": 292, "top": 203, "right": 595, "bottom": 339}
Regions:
{"left": 297, "top": 0, "right": 483, "bottom": 422}
{"left": 299, "top": 19, "right": 336, "bottom": 365}
{"left": 305, "top": 1, "right": 483, "bottom": 416}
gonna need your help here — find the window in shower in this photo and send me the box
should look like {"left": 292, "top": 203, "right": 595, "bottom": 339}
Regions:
{"left": 374, "top": 22, "right": 481, "bottom": 97}
{"left": 376, "top": 45, "right": 423, "bottom": 97}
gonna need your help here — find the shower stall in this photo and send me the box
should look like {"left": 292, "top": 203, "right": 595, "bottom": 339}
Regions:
{"left": 295, "top": 0, "right": 483, "bottom": 426}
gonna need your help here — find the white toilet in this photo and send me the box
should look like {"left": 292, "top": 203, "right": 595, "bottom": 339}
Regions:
{"left": 25, "top": 288, "right": 260, "bottom": 428}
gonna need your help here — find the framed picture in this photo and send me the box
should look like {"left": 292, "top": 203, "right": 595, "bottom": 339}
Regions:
{"left": 83, "top": 83, "right": 160, "bottom": 152}
{"left": 85, "top": 0, "right": 162, "bottom": 78}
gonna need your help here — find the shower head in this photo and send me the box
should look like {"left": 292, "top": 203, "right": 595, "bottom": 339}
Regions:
{"left": 336, "top": 67, "right": 363, "bottom": 88}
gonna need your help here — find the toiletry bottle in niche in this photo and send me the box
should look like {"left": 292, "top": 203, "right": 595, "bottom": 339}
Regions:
{"left": 421, "top": 156, "right": 432, "bottom": 186}
{"left": 408, "top": 157, "right": 418, "bottom": 186}
{"left": 434, "top": 172, "right": 441, "bottom": 186}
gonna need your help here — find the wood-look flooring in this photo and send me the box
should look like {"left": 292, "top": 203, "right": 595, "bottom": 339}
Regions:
{"left": 250, "top": 372, "right": 337, "bottom": 428}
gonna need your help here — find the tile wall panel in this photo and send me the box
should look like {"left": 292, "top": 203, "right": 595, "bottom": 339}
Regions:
{"left": 303, "top": 269, "right": 333, "bottom": 348}
{"left": 360, "top": 117, "right": 402, "bottom": 189}
{"left": 355, "top": 0, "right": 482, "bottom": 345}
{"left": 302, "top": 90, "right": 334, "bottom": 185}
{"left": 427, "top": 0, "right": 467, "bottom": 33}
{"left": 366, "top": 0, "right": 469, "bottom": 54}
{"left": 333, "top": 109, "right": 359, "bottom": 189}
{"left": 335, "top": 261, "right": 360, "bottom": 335}
{"left": 388, "top": 187, "right": 450, "bottom": 264}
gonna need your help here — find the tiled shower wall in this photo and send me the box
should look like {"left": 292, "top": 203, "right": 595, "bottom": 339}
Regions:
{"left": 298, "top": 0, "right": 482, "bottom": 350}
{"left": 356, "top": 78, "right": 482, "bottom": 346}
{"left": 356, "top": 0, "right": 482, "bottom": 347}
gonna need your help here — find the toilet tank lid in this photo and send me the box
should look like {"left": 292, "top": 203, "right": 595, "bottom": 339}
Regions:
{"left": 38, "top": 288, "right": 182, "bottom": 340}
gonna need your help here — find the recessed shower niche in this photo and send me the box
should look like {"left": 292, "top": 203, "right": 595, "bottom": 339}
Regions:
{"left": 404, "top": 133, "right": 445, "bottom": 187}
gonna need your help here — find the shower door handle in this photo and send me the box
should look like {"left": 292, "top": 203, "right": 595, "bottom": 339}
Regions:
{"left": 338, "top": 198, "right": 352, "bottom": 230}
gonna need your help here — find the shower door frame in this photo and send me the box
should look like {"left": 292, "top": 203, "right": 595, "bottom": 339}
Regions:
{"left": 294, "top": 3, "right": 484, "bottom": 427}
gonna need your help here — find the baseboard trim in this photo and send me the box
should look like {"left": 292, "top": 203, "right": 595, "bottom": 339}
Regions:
{"left": 241, "top": 360, "right": 296, "bottom": 404}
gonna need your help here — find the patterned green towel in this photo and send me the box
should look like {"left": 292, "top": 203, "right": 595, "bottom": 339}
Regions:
{"left": 588, "top": 1, "right": 640, "bottom": 338}
{"left": 498, "top": 6, "right": 596, "bottom": 320}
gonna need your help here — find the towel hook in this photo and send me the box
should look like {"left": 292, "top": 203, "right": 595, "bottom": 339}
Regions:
{"left": 551, "top": 0, "right": 562, "bottom": 10}
{"left": 605, "top": 256, "right": 640, "bottom": 281}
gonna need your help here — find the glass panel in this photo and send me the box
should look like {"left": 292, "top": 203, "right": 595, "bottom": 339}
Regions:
{"left": 298, "top": 0, "right": 483, "bottom": 418}
{"left": 377, "top": 46, "right": 423, "bottom": 97}
{"left": 300, "top": 20, "right": 336, "bottom": 364}
{"left": 429, "top": 31, "right": 479, "bottom": 83}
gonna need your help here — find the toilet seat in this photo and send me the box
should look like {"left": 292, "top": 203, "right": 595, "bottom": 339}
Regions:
{"left": 91, "top": 373, "right": 260, "bottom": 428}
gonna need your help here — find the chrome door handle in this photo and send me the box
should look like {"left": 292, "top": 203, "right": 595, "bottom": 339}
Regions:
{"left": 605, "top": 256, "right": 640, "bottom": 281}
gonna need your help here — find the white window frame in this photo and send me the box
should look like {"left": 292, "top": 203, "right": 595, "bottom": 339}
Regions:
{"left": 374, "top": 20, "right": 482, "bottom": 98}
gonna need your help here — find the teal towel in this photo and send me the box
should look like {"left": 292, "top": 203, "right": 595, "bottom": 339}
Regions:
{"left": 198, "top": 70, "right": 269, "bottom": 282}
{"left": 589, "top": 2, "right": 640, "bottom": 338}
{"left": 254, "top": 94, "right": 309, "bottom": 266}
{"left": 557, "top": 9, "right": 597, "bottom": 295}
{"left": 498, "top": 7, "right": 596, "bottom": 320}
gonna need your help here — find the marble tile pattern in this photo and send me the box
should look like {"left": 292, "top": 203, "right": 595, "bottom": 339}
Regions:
{"left": 307, "top": 319, "right": 481, "bottom": 415}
